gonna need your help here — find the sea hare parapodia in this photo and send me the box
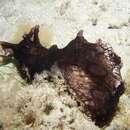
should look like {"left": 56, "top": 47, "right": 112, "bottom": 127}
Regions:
{"left": 0, "top": 25, "right": 124, "bottom": 126}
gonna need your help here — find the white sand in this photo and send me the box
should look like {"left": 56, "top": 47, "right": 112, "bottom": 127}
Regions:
{"left": 0, "top": 0, "right": 130, "bottom": 130}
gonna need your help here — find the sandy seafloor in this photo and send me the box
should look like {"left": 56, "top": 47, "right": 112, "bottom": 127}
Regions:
{"left": 0, "top": 0, "right": 130, "bottom": 130}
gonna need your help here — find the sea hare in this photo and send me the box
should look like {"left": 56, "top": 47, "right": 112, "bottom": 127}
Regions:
{"left": 0, "top": 25, "right": 124, "bottom": 126}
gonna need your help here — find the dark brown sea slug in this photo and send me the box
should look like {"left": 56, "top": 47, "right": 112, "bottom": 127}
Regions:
{"left": 0, "top": 25, "right": 124, "bottom": 126}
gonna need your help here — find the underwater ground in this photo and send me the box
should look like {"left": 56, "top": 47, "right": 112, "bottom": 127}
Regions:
{"left": 0, "top": 0, "right": 130, "bottom": 130}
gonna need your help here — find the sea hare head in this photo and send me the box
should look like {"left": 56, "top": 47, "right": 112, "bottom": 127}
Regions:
{"left": 0, "top": 26, "right": 124, "bottom": 126}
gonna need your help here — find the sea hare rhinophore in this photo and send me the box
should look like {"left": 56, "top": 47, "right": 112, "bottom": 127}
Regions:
{"left": 0, "top": 25, "right": 124, "bottom": 126}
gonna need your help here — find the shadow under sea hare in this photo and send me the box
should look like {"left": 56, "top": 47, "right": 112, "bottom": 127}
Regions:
{"left": 0, "top": 25, "right": 124, "bottom": 127}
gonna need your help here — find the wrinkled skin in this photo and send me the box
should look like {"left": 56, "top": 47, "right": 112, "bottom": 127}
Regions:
{"left": 0, "top": 25, "right": 124, "bottom": 126}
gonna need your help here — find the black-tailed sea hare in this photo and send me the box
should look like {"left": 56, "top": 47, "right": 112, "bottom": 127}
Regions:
{"left": 0, "top": 25, "right": 124, "bottom": 126}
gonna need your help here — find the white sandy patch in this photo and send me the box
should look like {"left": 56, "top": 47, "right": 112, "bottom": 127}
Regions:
{"left": 0, "top": 0, "right": 130, "bottom": 130}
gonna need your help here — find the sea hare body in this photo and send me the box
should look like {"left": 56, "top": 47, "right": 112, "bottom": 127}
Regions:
{"left": 0, "top": 25, "right": 124, "bottom": 126}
